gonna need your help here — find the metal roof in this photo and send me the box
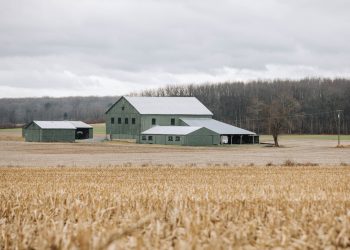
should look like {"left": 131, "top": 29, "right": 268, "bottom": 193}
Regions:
{"left": 33, "top": 121, "right": 76, "bottom": 129}
{"left": 141, "top": 126, "right": 203, "bottom": 135}
{"left": 123, "top": 96, "right": 213, "bottom": 115}
{"left": 32, "top": 121, "right": 92, "bottom": 129}
{"left": 69, "top": 121, "right": 93, "bottom": 128}
{"left": 180, "top": 118, "right": 256, "bottom": 135}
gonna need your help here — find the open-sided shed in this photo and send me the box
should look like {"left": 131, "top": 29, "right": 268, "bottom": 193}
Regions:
{"left": 69, "top": 121, "right": 93, "bottom": 140}
{"left": 23, "top": 121, "right": 93, "bottom": 142}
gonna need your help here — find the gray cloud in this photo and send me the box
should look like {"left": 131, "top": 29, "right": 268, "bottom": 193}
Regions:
{"left": 0, "top": 0, "right": 349, "bottom": 97}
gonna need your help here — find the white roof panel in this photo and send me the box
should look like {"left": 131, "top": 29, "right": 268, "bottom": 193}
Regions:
{"left": 69, "top": 121, "right": 92, "bottom": 128}
{"left": 180, "top": 118, "right": 256, "bottom": 135}
{"left": 33, "top": 121, "right": 92, "bottom": 129}
{"left": 34, "top": 121, "right": 76, "bottom": 129}
{"left": 141, "top": 126, "right": 203, "bottom": 135}
{"left": 124, "top": 96, "right": 213, "bottom": 115}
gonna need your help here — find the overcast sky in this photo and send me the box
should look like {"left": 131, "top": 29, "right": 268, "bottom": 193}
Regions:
{"left": 0, "top": 0, "right": 350, "bottom": 98}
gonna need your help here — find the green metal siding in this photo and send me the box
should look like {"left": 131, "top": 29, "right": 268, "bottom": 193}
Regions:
{"left": 24, "top": 123, "right": 41, "bottom": 142}
{"left": 88, "top": 128, "right": 93, "bottom": 139}
{"left": 185, "top": 127, "right": 220, "bottom": 146}
{"left": 40, "top": 129, "right": 75, "bottom": 142}
{"left": 140, "top": 115, "right": 212, "bottom": 133}
{"left": 140, "top": 128, "right": 219, "bottom": 146}
{"left": 106, "top": 97, "right": 141, "bottom": 139}
{"left": 24, "top": 123, "right": 75, "bottom": 142}
{"left": 213, "top": 135, "right": 220, "bottom": 145}
{"left": 139, "top": 134, "right": 184, "bottom": 145}
{"left": 185, "top": 135, "right": 213, "bottom": 146}
{"left": 165, "top": 135, "right": 184, "bottom": 145}
{"left": 192, "top": 128, "right": 220, "bottom": 145}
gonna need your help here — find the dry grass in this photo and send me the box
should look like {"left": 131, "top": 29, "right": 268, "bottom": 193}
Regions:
{"left": 282, "top": 159, "right": 320, "bottom": 166}
{"left": 1, "top": 166, "right": 350, "bottom": 249}
{"left": 0, "top": 134, "right": 23, "bottom": 142}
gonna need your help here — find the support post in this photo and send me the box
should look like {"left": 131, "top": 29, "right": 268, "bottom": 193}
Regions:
{"left": 337, "top": 110, "right": 342, "bottom": 146}
{"left": 240, "top": 135, "right": 242, "bottom": 144}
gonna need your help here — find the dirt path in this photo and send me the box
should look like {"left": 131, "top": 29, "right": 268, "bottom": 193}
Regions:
{"left": 0, "top": 138, "right": 349, "bottom": 167}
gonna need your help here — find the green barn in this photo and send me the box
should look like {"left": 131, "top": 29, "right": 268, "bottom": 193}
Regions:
{"left": 106, "top": 96, "right": 258, "bottom": 146}
{"left": 23, "top": 121, "right": 93, "bottom": 142}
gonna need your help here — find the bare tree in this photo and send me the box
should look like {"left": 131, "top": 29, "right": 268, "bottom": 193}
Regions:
{"left": 267, "top": 101, "right": 285, "bottom": 147}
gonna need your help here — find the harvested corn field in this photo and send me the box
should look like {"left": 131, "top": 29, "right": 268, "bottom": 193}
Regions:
{"left": 1, "top": 166, "right": 350, "bottom": 249}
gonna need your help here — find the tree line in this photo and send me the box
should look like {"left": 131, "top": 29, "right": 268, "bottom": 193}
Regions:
{"left": 0, "top": 78, "right": 349, "bottom": 137}
{"left": 0, "top": 96, "right": 118, "bottom": 128}
{"left": 134, "top": 78, "right": 350, "bottom": 137}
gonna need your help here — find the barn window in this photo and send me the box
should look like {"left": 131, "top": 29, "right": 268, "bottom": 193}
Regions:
{"left": 168, "top": 136, "right": 173, "bottom": 141}
{"left": 125, "top": 118, "right": 128, "bottom": 124}
{"left": 121, "top": 106, "right": 125, "bottom": 111}
{"left": 132, "top": 118, "right": 136, "bottom": 124}
{"left": 148, "top": 136, "right": 153, "bottom": 140}
{"left": 118, "top": 117, "right": 121, "bottom": 124}
{"left": 111, "top": 117, "right": 115, "bottom": 124}
{"left": 152, "top": 118, "right": 156, "bottom": 125}
{"left": 142, "top": 135, "right": 146, "bottom": 140}
{"left": 175, "top": 136, "right": 180, "bottom": 141}
{"left": 171, "top": 118, "right": 175, "bottom": 125}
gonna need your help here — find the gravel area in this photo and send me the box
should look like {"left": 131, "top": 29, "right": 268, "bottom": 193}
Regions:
{"left": 0, "top": 138, "right": 349, "bottom": 167}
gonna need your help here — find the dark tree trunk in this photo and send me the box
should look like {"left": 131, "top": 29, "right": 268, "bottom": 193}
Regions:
{"left": 273, "top": 134, "right": 279, "bottom": 147}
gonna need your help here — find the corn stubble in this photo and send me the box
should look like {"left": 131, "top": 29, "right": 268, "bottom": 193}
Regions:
{"left": 1, "top": 166, "right": 350, "bottom": 249}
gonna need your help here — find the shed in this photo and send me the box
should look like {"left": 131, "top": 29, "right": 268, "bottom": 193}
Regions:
{"left": 23, "top": 121, "right": 93, "bottom": 142}
{"left": 140, "top": 126, "right": 220, "bottom": 146}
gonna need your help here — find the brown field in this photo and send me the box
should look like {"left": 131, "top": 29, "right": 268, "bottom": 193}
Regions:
{"left": 1, "top": 128, "right": 350, "bottom": 249}
{"left": 1, "top": 166, "right": 350, "bottom": 249}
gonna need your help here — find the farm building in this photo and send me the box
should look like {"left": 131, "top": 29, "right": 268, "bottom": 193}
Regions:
{"left": 23, "top": 121, "right": 93, "bottom": 142}
{"left": 106, "top": 96, "right": 258, "bottom": 146}
{"left": 141, "top": 126, "right": 220, "bottom": 146}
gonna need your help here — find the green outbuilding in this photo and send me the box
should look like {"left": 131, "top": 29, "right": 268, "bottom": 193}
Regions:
{"left": 23, "top": 121, "right": 93, "bottom": 142}
{"left": 140, "top": 126, "right": 220, "bottom": 146}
